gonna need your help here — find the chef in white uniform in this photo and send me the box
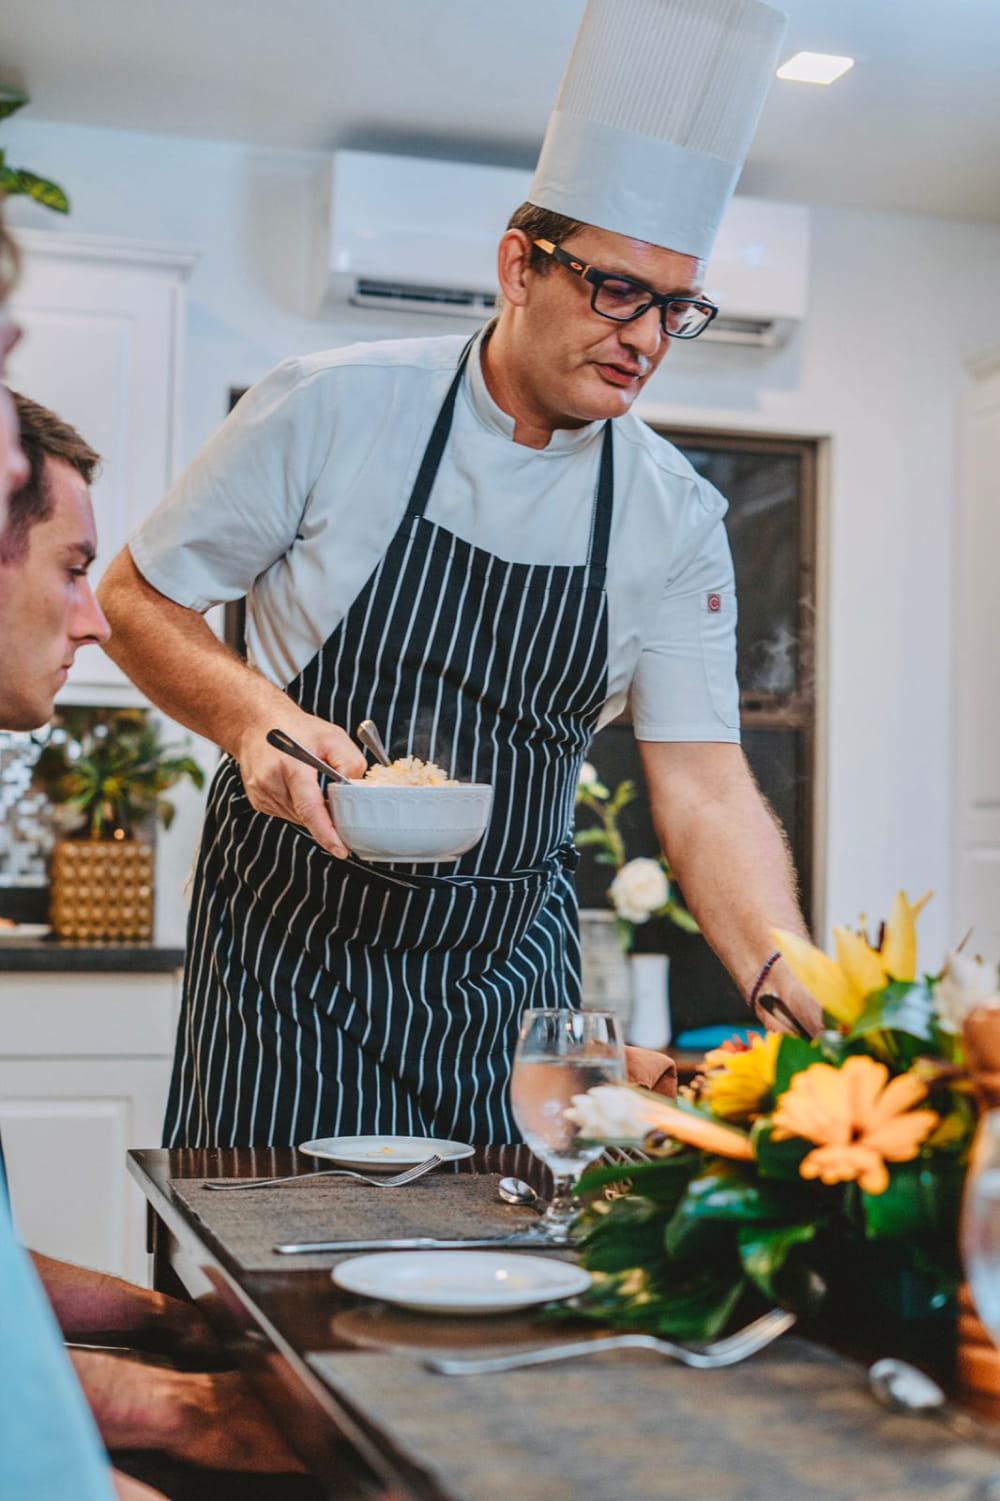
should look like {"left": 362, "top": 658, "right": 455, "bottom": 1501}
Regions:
{"left": 99, "top": 0, "right": 822, "bottom": 1150}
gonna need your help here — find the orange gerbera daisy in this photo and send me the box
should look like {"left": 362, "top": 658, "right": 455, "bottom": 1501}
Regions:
{"left": 770, "top": 1054, "right": 939, "bottom": 1195}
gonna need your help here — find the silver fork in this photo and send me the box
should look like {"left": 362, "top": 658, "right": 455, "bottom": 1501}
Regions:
{"left": 202, "top": 1154, "right": 443, "bottom": 1191}
{"left": 425, "top": 1307, "right": 796, "bottom": 1375}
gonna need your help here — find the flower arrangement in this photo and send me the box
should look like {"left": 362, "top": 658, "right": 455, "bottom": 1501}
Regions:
{"left": 575, "top": 762, "right": 697, "bottom": 950}
{"left": 560, "top": 894, "right": 997, "bottom": 1343}
{"left": 31, "top": 707, "right": 204, "bottom": 840}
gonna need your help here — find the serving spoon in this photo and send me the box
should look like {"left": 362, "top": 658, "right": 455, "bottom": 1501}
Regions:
{"left": 357, "top": 720, "right": 392, "bottom": 767}
{"left": 266, "top": 727, "right": 350, "bottom": 783}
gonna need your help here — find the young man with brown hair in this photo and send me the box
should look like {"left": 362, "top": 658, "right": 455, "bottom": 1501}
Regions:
{"left": 0, "top": 387, "right": 310, "bottom": 1496}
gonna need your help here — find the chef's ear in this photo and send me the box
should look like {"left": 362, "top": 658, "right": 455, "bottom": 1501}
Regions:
{"left": 496, "top": 229, "right": 534, "bottom": 308}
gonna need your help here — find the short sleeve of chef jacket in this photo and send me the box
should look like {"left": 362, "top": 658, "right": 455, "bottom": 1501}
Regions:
{"left": 628, "top": 469, "right": 740, "bottom": 743}
{"left": 130, "top": 341, "right": 740, "bottom": 743}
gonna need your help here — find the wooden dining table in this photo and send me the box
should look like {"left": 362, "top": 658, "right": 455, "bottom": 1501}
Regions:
{"left": 128, "top": 1146, "right": 1000, "bottom": 1501}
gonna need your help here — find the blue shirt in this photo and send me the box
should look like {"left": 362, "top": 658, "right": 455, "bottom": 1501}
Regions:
{"left": 0, "top": 1143, "right": 116, "bottom": 1501}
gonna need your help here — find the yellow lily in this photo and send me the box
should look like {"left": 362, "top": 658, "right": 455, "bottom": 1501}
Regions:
{"left": 774, "top": 890, "right": 932, "bottom": 1029}
{"left": 879, "top": 890, "right": 932, "bottom": 981}
{"left": 772, "top": 927, "right": 862, "bottom": 1028}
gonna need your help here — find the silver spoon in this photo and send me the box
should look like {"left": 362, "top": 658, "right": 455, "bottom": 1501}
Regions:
{"left": 266, "top": 727, "right": 350, "bottom": 783}
{"left": 869, "top": 1358, "right": 1000, "bottom": 1449}
{"left": 356, "top": 719, "right": 392, "bottom": 767}
{"left": 498, "top": 1176, "right": 543, "bottom": 1210}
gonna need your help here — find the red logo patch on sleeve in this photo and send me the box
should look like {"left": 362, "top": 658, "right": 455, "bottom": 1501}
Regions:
{"left": 707, "top": 592, "right": 722, "bottom": 613}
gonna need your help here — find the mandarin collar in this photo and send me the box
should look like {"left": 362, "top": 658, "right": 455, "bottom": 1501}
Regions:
{"left": 463, "top": 328, "right": 605, "bottom": 454}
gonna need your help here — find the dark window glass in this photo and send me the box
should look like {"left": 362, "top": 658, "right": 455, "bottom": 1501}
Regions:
{"left": 683, "top": 449, "right": 803, "bottom": 696}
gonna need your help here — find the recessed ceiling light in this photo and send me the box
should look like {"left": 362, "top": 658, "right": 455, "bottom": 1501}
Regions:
{"left": 776, "top": 51, "right": 855, "bottom": 85}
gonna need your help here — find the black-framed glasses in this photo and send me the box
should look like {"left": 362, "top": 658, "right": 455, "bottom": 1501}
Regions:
{"left": 533, "top": 239, "right": 718, "bottom": 340}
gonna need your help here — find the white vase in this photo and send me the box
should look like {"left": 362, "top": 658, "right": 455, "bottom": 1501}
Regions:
{"left": 626, "top": 953, "right": 671, "bottom": 1048}
{"left": 577, "top": 909, "right": 632, "bottom": 1031}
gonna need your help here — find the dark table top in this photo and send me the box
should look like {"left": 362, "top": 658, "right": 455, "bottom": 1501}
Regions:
{"left": 0, "top": 937, "right": 185, "bottom": 971}
{"left": 128, "top": 1147, "right": 1000, "bottom": 1501}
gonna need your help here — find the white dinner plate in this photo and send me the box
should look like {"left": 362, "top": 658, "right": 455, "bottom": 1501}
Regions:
{"left": 298, "top": 1134, "right": 475, "bottom": 1171}
{"left": 331, "top": 1250, "right": 591, "bottom": 1315}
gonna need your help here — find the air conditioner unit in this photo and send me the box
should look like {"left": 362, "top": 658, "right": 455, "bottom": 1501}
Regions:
{"left": 315, "top": 150, "right": 809, "bottom": 347}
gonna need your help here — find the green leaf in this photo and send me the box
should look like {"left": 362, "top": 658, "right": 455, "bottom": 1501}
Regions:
{"left": 846, "top": 980, "right": 941, "bottom": 1053}
{"left": 773, "top": 1035, "right": 824, "bottom": 1095}
{"left": 861, "top": 1156, "right": 966, "bottom": 1240}
{"left": 574, "top": 828, "right": 615, "bottom": 850}
{"left": 738, "top": 1220, "right": 820, "bottom": 1304}
{"left": 577, "top": 1152, "right": 698, "bottom": 1204}
{"left": 752, "top": 1120, "right": 815, "bottom": 1181}
{"left": 11, "top": 169, "right": 70, "bottom": 213}
{"left": 0, "top": 89, "right": 28, "bottom": 122}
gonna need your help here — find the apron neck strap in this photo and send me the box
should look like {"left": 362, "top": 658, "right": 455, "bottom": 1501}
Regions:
{"left": 405, "top": 338, "right": 476, "bottom": 519}
{"left": 587, "top": 422, "right": 614, "bottom": 577}
{"left": 405, "top": 338, "right": 615, "bottom": 577}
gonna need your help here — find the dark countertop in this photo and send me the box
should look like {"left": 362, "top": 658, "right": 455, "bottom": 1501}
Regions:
{"left": 0, "top": 937, "right": 185, "bottom": 972}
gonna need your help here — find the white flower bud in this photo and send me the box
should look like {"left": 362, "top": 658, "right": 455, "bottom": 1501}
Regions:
{"left": 609, "top": 857, "right": 669, "bottom": 925}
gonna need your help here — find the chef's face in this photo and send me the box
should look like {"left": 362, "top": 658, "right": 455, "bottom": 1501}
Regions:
{"left": 506, "top": 224, "right": 705, "bottom": 427}
{"left": 0, "top": 456, "right": 110, "bottom": 730}
{"left": 0, "top": 308, "right": 28, "bottom": 530}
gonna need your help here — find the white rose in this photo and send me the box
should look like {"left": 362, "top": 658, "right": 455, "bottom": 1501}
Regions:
{"left": 564, "top": 1084, "right": 651, "bottom": 1142}
{"left": 578, "top": 762, "right": 599, "bottom": 787}
{"left": 609, "top": 857, "right": 669, "bottom": 925}
{"left": 937, "top": 951, "right": 1000, "bottom": 1031}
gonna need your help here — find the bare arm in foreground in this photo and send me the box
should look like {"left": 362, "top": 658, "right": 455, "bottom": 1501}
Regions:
{"left": 640, "top": 740, "right": 823, "bottom": 1037}
{"left": 32, "top": 1251, "right": 219, "bottom": 1361}
{"left": 70, "top": 1350, "right": 304, "bottom": 1473}
{"left": 97, "top": 548, "right": 366, "bottom": 857}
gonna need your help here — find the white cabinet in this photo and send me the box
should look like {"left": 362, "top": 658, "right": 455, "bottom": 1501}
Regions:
{"left": 0, "top": 971, "right": 179, "bottom": 1284}
{"left": 6, "top": 230, "right": 197, "bottom": 704}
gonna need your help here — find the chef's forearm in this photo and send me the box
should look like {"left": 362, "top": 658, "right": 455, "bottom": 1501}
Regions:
{"left": 97, "top": 547, "right": 296, "bottom": 759}
{"left": 639, "top": 741, "right": 822, "bottom": 1033}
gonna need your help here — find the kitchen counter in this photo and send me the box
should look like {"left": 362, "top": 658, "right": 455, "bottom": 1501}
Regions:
{"left": 0, "top": 936, "right": 184, "bottom": 971}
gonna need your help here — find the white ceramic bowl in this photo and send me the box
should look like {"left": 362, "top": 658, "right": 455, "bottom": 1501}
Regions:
{"left": 326, "top": 782, "right": 493, "bottom": 863}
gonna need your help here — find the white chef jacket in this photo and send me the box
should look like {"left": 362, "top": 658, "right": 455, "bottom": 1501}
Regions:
{"left": 130, "top": 331, "right": 740, "bottom": 742}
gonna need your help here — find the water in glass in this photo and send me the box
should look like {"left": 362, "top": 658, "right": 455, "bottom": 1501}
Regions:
{"left": 510, "top": 1008, "right": 625, "bottom": 1241}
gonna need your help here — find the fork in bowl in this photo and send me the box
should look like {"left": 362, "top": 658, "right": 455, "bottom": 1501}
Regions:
{"left": 202, "top": 1154, "right": 443, "bottom": 1192}
{"left": 425, "top": 1307, "right": 796, "bottom": 1375}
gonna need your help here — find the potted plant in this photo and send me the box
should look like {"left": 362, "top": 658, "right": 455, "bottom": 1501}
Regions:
{"left": 575, "top": 763, "right": 698, "bottom": 1047}
{"left": 30, "top": 707, "right": 204, "bottom": 940}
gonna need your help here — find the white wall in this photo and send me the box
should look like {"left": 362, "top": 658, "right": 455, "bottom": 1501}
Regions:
{"left": 7, "top": 117, "right": 1000, "bottom": 960}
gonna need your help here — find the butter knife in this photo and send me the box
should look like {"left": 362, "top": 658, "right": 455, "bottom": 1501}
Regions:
{"left": 274, "top": 1234, "right": 567, "bottom": 1255}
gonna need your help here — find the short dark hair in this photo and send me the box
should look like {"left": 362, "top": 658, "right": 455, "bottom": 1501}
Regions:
{"left": 506, "top": 201, "right": 585, "bottom": 274}
{"left": 0, "top": 392, "right": 100, "bottom": 563}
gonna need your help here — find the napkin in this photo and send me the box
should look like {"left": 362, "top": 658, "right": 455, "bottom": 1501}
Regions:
{"left": 624, "top": 1045, "right": 677, "bottom": 1098}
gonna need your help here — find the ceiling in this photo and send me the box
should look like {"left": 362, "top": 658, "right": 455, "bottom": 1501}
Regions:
{"left": 2, "top": 0, "right": 999, "bottom": 223}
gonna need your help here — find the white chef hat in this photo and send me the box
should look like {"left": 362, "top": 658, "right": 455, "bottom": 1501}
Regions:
{"left": 528, "top": 0, "right": 788, "bottom": 262}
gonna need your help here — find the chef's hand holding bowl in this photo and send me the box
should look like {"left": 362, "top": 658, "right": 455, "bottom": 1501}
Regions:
{"left": 327, "top": 757, "right": 493, "bottom": 863}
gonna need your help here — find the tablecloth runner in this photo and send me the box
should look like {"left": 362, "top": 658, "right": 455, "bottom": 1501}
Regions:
{"left": 166, "top": 1171, "right": 541, "bottom": 1272}
{"left": 307, "top": 1339, "right": 1000, "bottom": 1501}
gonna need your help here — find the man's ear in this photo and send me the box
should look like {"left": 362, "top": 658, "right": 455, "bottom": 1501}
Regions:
{"left": 496, "top": 229, "right": 534, "bottom": 308}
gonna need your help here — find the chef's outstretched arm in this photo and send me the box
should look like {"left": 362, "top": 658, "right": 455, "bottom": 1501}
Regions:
{"left": 639, "top": 740, "right": 823, "bottom": 1037}
{"left": 97, "top": 547, "right": 366, "bottom": 857}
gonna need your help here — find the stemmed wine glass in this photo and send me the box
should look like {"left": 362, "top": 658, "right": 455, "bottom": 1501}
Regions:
{"left": 963, "top": 1110, "right": 1000, "bottom": 1341}
{"left": 509, "top": 1008, "right": 626, "bottom": 1243}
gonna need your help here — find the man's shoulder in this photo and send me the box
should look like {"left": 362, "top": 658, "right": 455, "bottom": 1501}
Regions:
{"left": 281, "top": 333, "right": 468, "bottom": 387}
{"left": 615, "top": 412, "right": 726, "bottom": 518}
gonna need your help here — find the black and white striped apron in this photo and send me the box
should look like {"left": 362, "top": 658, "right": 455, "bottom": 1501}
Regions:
{"left": 164, "top": 343, "right": 613, "bottom": 1147}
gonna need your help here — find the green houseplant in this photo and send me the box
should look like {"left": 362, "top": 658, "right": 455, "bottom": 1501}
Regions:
{"left": 0, "top": 89, "right": 69, "bottom": 213}
{"left": 31, "top": 708, "right": 204, "bottom": 940}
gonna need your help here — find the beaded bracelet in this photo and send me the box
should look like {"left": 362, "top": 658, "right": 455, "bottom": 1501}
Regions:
{"left": 749, "top": 950, "right": 782, "bottom": 1010}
